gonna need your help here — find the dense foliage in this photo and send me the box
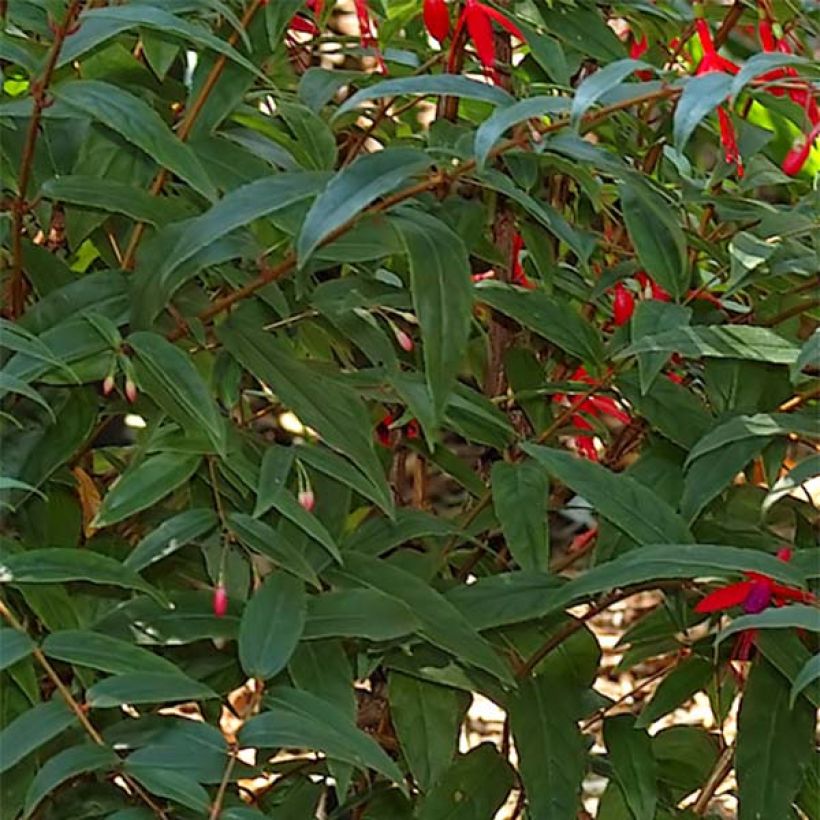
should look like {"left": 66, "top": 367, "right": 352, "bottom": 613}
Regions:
{"left": 1, "top": 0, "right": 818, "bottom": 817}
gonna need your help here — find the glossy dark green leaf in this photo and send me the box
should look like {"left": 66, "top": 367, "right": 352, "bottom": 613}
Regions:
{"left": 327, "top": 553, "right": 512, "bottom": 683}
{"left": 631, "top": 300, "right": 692, "bottom": 393}
{"left": 0, "top": 548, "right": 161, "bottom": 601}
{"left": 756, "top": 630, "right": 820, "bottom": 709}
{"left": 238, "top": 572, "right": 306, "bottom": 680}
{"left": 388, "top": 672, "right": 467, "bottom": 792}
{"left": 791, "top": 654, "right": 820, "bottom": 707}
{"left": 619, "top": 182, "right": 688, "bottom": 299}
{"left": 523, "top": 445, "right": 693, "bottom": 544}
{"left": 415, "top": 743, "right": 515, "bottom": 820}
{"left": 279, "top": 102, "right": 337, "bottom": 170}
{"left": 240, "top": 686, "right": 405, "bottom": 787}
{"left": 572, "top": 59, "right": 651, "bottom": 126}
{"left": 254, "top": 445, "right": 295, "bottom": 518}
{"left": 42, "top": 630, "right": 181, "bottom": 675}
{"left": 491, "top": 460, "right": 549, "bottom": 572}
{"left": 618, "top": 325, "right": 801, "bottom": 365}
{"left": 54, "top": 81, "right": 216, "bottom": 201}
{"left": 87, "top": 673, "right": 217, "bottom": 707}
{"left": 717, "top": 605, "right": 820, "bottom": 645}
{"left": 394, "top": 211, "right": 473, "bottom": 422}
{"left": 303, "top": 588, "right": 421, "bottom": 640}
{"left": 673, "top": 72, "right": 733, "bottom": 152}
{"left": 763, "top": 455, "right": 820, "bottom": 514}
{"left": 0, "top": 628, "right": 34, "bottom": 671}
{"left": 228, "top": 513, "right": 320, "bottom": 587}
{"left": 124, "top": 509, "right": 218, "bottom": 572}
{"left": 335, "top": 75, "right": 513, "bottom": 119}
{"left": 603, "top": 714, "right": 657, "bottom": 820}
{"left": 93, "top": 453, "right": 201, "bottom": 528}
{"left": 477, "top": 281, "right": 604, "bottom": 364}
{"left": 124, "top": 765, "right": 210, "bottom": 814}
{"left": 0, "top": 699, "right": 76, "bottom": 775}
{"left": 736, "top": 659, "right": 815, "bottom": 820}
{"left": 23, "top": 744, "right": 118, "bottom": 819}
{"left": 298, "top": 149, "right": 432, "bottom": 264}
{"left": 636, "top": 657, "right": 713, "bottom": 728}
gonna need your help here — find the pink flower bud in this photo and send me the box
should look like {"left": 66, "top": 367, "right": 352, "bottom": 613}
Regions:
{"left": 394, "top": 327, "right": 414, "bottom": 352}
{"left": 212, "top": 585, "right": 228, "bottom": 617}
{"left": 124, "top": 378, "right": 138, "bottom": 404}
{"left": 102, "top": 375, "right": 115, "bottom": 396}
{"left": 298, "top": 489, "right": 315, "bottom": 512}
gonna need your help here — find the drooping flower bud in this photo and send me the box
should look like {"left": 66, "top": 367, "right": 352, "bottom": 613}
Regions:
{"left": 213, "top": 585, "right": 228, "bottom": 618}
{"left": 423, "top": 0, "right": 450, "bottom": 42}
{"left": 124, "top": 378, "right": 138, "bottom": 404}
{"left": 298, "top": 489, "right": 315, "bottom": 512}
{"left": 612, "top": 282, "right": 636, "bottom": 326}
{"left": 782, "top": 135, "right": 812, "bottom": 176}
{"left": 394, "top": 327, "right": 414, "bottom": 352}
{"left": 102, "top": 374, "right": 115, "bottom": 396}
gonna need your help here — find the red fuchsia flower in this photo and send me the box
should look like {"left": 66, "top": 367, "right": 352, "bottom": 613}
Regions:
{"left": 612, "top": 282, "right": 636, "bottom": 326}
{"left": 635, "top": 271, "right": 671, "bottom": 302}
{"left": 782, "top": 122, "right": 820, "bottom": 176}
{"left": 423, "top": 0, "right": 451, "bottom": 43}
{"left": 692, "top": 18, "right": 743, "bottom": 177}
{"left": 628, "top": 32, "right": 653, "bottom": 81}
{"left": 511, "top": 233, "right": 535, "bottom": 289}
{"left": 212, "top": 584, "right": 228, "bottom": 618}
{"left": 375, "top": 412, "right": 419, "bottom": 447}
{"left": 695, "top": 547, "right": 814, "bottom": 660}
{"left": 448, "top": 0, "right": 523, "bottom": 82}
{"left": 354, "top": 0, "right": 387, "bottom": 73}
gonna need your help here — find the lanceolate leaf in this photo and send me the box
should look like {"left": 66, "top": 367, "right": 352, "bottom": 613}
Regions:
{"left": 0, "top": 628, "right": 34, "bottom": 671}
{"left": 124, "top": 509, "right": 219, "bottom": 571}
{"left": 0, "top": 699, "right": 76, "bottom": 775}
{"left": 303, "top": 589, "right": 421, "bottom": 640}
{"left": 523, "top": 445, "right": 693, "bottom": 545}
{"left": 87, "top": 673, "right": 217, "bottom": 707}
{"left": 603, "top": 715, "right": 658, "bottom": 820}
{"left": 393, "top": 211, "right": 473, "bottom": 423}
{"left": 791, "top": 654, "right": 820, "bottom": 707}
{"left": 571, "top": 59, "right": 651, "bottom": 126}
{"left": 54, "top": 81, "right": 217, "bottom": 201}
{"left": 298, "top": 149, "right": 433, "bottom": 264}
{"left": 238, "top": 572, "right": 306, "bottom": 680}
{"left": 716, "top": 605, "right": 820, "bottom": 645}
{"left": 673, "top": 72, "right": 733, "bottom": 151}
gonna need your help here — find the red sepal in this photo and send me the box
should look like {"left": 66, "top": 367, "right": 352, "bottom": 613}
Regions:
{"left": 694, "top": 581, "right": 753, "bottom": 613}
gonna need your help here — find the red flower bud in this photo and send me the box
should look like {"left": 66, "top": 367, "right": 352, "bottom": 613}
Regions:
{"left": 213, "top": 585, "right": 228, "bottom": 617}
{"left": 394, "top": 327, "right": 414, "bottom": 352}
{"left": 102, "top": 375, "right": 115, "bottom": 396}
{"left": 423, "top": 0, "right": 450, "bottom": 42}
{"left": 782, "top": 135, "right": 812, "bottom": 176}
{"left": 612, "top": 282, "right": 636, "bottom": 326}
{"left": 124, "top": 378, "right": 138, "bottom": 404}
{"left": 298, "top": 489, "right": 315, "bottom": 512}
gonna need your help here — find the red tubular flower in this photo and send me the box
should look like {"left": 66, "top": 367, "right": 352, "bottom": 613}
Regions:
{"left": 635, "top": 271, "right": 671, "bottom": 302}
{"left": 212, "top": 585, "right": 228, "bottom": 618}
{"left": 612, "top": 282, "right": 636, "bottom": 326}
{"left": 629, "top": 33, "right": 653, "bottom": 81}
{"left": 717, "top": 106, "right": 741, "bottom": 171}
{"left": 353, "top": 0, "right": 387, "bottom": 73}
{"left": 571, "top": 415, "right": 599, "bottom": 461}
{"left": 423, "top": 0, "right": 451, "bottom": 43}
{"left": 511, "top": 233, "right": 535, "bottom": 289}
{"left": 782, "top": 122, "right": 820, "bottom": 176}
{"left": 376, "top": 413, "right": 394, "bottom": 447}
{"left": 449, "top": 0, "right": 522, "bottom": 80}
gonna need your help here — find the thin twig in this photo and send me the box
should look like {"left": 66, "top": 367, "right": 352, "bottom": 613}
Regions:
{"left": 7, "top": 0, "right": 84, "bottom": 318}
{"left": 692, "top": 745, "right": 734, "bottom": 815}
{"left": 208, "top": 751, "right": 238, "bottom": 820}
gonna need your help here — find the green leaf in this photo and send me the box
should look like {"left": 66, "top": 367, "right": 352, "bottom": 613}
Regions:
{"left": 86, "top": 673, "right": 217, "bottom": 707}
{"left": 0, "top": 549, "right": 161, "bottom": 602}
{"left": 0, "top": 373, "right": 56, "bottom": 420}
{"left": 763, "top": 455, "right": 820, "bottom": 514}
{"left": 730, "top": 53, "right": 808, "bottom": 100}
{"left": 297, "top": 149, "right": 432, "bottom": 264}
{"left": 736, "top": 659, "right": 815, "bottom": 820}
{"left": 303, "top": 588, "right": 421, "bottom": 640}
{"left": 618, "top": 325, "right": 801, "bottom": 365}
{"left": 124, "top": 509, "right": 219, "bottom": 572}
{"left": 476, "top": 282, "right": 604, "bottom": 364}
{"left": 717, "top": 605, "right": 820, "bottom": 645}
{"left": 630, "top": 300, "right": 692, "bottom": 393}
{"left": 146, "top": 173, "right": 326, "bottom": 288}
{"left": 40, "top": 176, "right": 182, "bottom": 226}
{"left": 0, "top": 628, "right": 34, "bottom": 671}
{"left": 228, "top": 513, "right": 320, "bottom": 587}
{"left": 240, "top": 686, "right": 405, "bottom": 788}
{"left": 756, "top": 630, "right": 820, "bottom": 710}
{"left": 327, "top": 554, "right": 513, "bottom": 683}
{"left": 129, "top": 332, "right": 225, "bottom": 455}
{"left": 491, "top": 460, "right": 549, "bottom": 572}
{"left": 508, "top": 672, "right": 584, "bottom": 818}
{"left": 93, "top": 453, "right": 201, "bottom": 528}
{"left": 388, "top": 672, "right": 467, "bottom": 791}
{"left": 124, "top": 765, "right": 210, "bottom": 814}
{"left": 23, "top": 744, "right": 118, "bottom": 818}
{"left": 254, "top": 445, "right": 295, "bottom": 517}
{"left": 393, "top": 211, "right": 473, "bottom": 422}
{"left": 523, "top": 445, "right": 692, "bottom": 544}
{"left": 335, "top": 76, "right": 513, "bottom": 119}
{"left": 791, "top": 654, "right": 820, "bottom": 707}
{"left": 636, "top": 657, "right": 713, "bottom": 728}
{"left": 572, "top": 59, "right": 651, "bottom": 126}
{"left": 42, "top": 630, "right": 181, "bottom": 675}
{"left": 619, "top": 182, "right": 688, "bottom": 299}
{"left": 0, "top": 699, "right": 76, "bottom": 775}
{"left": 54, "top": 81, "right": 216, "bottom": 202}
{"left": 238, "top": 572, "right": 306, "bottom": 680}
{"left": 218, "top": 321, "right": 387, "bottom": 501}
{"left": 278, "top": 102, "right": 338, "bottom": 170}
{"left": 673, "top": 72, "right": 733, "bottom": 152}
{"left": 475, "top": 96, "right": 569, "bottom": 169}
{"left": 603, "top": 714, "right": 658, "bottom": 820}
{"left": 415, "top": 744, "right": 515, "bottom": 820}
